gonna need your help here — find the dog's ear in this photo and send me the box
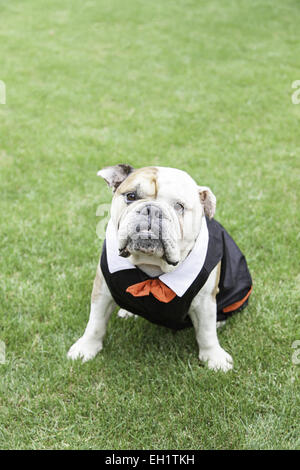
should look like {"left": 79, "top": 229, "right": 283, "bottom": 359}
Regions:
{"left": 198, "top": 186, "right": 216, "bottom": 219}
{"left": 97, "top": 164, "right": 134, "bottom": 192}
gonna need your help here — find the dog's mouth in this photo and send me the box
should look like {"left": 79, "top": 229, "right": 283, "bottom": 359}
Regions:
{"left": 119, "top": 234, "right": 179, "bottom": 266}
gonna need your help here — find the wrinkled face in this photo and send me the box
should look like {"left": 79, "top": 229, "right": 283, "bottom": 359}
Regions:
{"left": 98, "top": 165, "right": 216, "bottom": 273}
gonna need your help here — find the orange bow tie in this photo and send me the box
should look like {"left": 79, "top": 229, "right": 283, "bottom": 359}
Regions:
{"left": 126, "top": 279, "right": 176, "bottom": 303}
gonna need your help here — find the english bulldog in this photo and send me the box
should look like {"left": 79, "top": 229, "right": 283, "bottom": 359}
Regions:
{"left": 67, "top": 165, "right": 252, "bottom": 371}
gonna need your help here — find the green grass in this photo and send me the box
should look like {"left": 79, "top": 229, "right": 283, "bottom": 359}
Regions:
{"left": 0, "top": 0, "right": 299, "bottom": 450}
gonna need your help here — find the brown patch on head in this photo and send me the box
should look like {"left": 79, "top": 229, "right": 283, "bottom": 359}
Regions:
{"left": 115, "top": 166, "right": 158, "bottom": 199}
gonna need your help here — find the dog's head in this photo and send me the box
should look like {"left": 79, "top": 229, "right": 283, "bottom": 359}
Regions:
{"left": 98, "top": 165, "right": 216, "bottom": 273}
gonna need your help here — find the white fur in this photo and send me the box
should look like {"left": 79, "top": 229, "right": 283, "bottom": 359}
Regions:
{"left": 67, "top": 279, "right": 115, "bottom": 362}
{"left": 118, "top": 309, "right": 137, "bottom": 319}
{"left": 189, "top": 265, "right": 233, "bottom": 371}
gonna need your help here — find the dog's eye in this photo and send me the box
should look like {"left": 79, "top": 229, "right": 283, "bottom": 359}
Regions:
{"left": 124, "top": 192, "right": 138, "bottom": 203}
{"left": 174, "top": 202, "right": 185, "bottom": 213}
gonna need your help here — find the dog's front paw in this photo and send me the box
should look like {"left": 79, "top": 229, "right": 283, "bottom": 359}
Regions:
{"left": 67, "top": 336, "right": 102, "bottom": 363}
{"left": 199, "top": 346, "right": 233, "bottom": 372}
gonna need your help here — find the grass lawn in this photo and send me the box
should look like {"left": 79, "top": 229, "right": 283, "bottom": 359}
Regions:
{"left": 0, "top": 0, "right": 299, "bottom": 450}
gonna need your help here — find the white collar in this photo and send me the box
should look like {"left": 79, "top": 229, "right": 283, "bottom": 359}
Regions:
{"left": 105, "top": 217, "right": 209, "bottom": 297}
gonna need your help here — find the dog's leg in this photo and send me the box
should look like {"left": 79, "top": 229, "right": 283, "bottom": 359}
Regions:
{"left": 67, "top": 264, "right": 116, "bottom": 362}
{"left": 189, "top": 263, "right": 233, "bottom": 372}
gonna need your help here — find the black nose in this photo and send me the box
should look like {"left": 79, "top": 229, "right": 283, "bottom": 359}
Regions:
{"left": 138, "top": 204, "right": 163, "bottom": 239}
